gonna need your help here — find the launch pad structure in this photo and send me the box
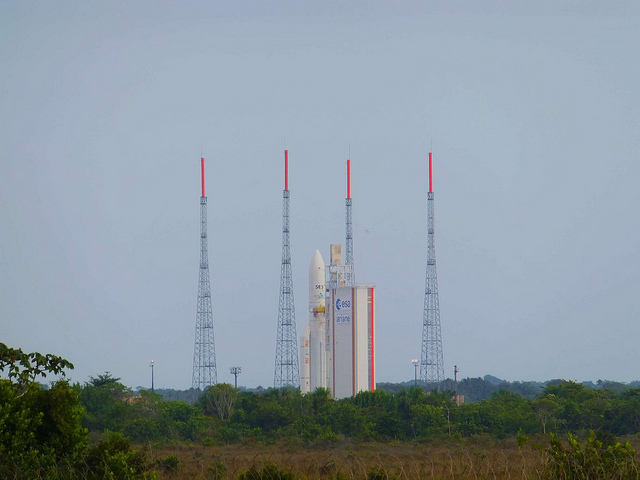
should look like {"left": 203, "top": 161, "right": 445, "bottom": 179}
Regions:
{"left": 344, "top": 159, "right": 355, "bottom": 286}
{"left": 301, "top": 159, "right": 376, "bottom": 399}
{"left": 188, "top": 149, "right": 445, "bottom": 394}
{"left": 192, "top": 157, "right": 218, "bottom": 390}
{"left": 420, "top": 152, "right": 445, "bottom": 386}
{"left": 274, "top": 150, "right": 301, "bottom": 389}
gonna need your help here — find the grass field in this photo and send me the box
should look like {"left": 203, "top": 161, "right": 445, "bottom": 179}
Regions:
{"left": 148, "top": 436, "right": 562, "bottom": 479}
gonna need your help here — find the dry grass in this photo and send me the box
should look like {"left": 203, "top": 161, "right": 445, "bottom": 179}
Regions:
{"left": 146, "top": 437, "right": 561, "bottom": 479}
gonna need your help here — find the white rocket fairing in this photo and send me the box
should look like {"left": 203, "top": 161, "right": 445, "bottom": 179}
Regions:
{"left": 308, "top": 250, "right": 327, "bottom": 391}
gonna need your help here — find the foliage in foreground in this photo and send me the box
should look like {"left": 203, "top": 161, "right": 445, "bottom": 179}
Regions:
{"left": 0, "top": 343, "right": 157, "bottom": 479}
{"left": 541, "top": 431, "right": 639, "bottom": 480}
{"left": 5, "top": 340, "right": 640, "bottom": 478}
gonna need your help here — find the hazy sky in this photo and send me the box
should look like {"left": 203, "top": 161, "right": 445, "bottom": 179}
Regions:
{"left": 2, "top": 2, "right": 639, "bottom": 390}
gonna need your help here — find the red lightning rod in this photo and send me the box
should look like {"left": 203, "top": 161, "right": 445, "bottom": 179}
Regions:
{"left": 347, "top": 159, "right": 351, "bottom": 199}
{"left": 429, "top": 152, "right": 433, "bottom": 193}
{"left": 284, "top": 149, "right": 289, "bottom": 191}
{"left": 201, "top": 157, "right": 205, "bottom": 197}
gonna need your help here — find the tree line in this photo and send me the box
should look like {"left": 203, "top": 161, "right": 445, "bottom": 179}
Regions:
{"left": 3, "top": 342, "right": 640, "bottom": 478}
{"left": 76, "top": 373, "right": 640, "bottom": 445}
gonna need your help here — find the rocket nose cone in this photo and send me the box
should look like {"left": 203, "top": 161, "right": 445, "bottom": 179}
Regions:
{"left": 310, "top": 249, "right": 325, "bottom": 270}
{"left": 309, "top": 249, "right": 326, "bottom": 280}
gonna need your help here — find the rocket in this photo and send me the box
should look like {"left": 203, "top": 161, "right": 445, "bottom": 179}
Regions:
{"left": 308, "top": 250, "right": 327, "bottom": 392}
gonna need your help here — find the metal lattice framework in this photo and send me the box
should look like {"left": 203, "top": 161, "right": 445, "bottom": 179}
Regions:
{"left": 345, "top": 197, "right": 354, "bottom": 285}
{"left": 420, "top": 154, "right": 444, "bottom": 386}
{"left": 345, "top": 159, "right": 355, "bottom": 285}
{"left": 274, "top": 152, "right": 300, "bottom": 389}
{"left": 192, "top": 161, "right": 217, "bottom": 390}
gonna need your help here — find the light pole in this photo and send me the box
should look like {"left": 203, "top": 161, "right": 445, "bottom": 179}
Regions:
{"left": 411, "top": 359, "right": 419, "bottom": 387}
{"left": 230, "top": 366, "right": 241, "bottom": 388}
{"left": 149, "top": 360, "right": 154, "bottom": 392}
{"left": 454, "top": 365, "right": 459, "bottom": 395}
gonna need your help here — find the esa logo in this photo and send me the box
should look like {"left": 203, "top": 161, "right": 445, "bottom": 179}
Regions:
{"left": 335, "top": 298, "right": 351, "bottom": 311}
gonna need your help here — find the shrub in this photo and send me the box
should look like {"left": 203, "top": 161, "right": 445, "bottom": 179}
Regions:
{"left": 541, "top": 431, "right": 639, "bottom": 480}
{"left": 83, "top": 431, "right": 152, "bottom": 479}
{"left": 203, "top": 436, "right": 214, "bottom": 446}
{"left": 155, "top": 454, "right": 180, "bottom": 473}
{"left": 0, "top": 343, "right": 86, "bottom": 478}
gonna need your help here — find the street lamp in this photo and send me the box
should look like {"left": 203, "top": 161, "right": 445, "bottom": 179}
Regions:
{"left": 230, "top": 366, "right": 242, "bottom": 388}
{"left": 454, "top": 365, "right": 459, "bottom": 394}
{"left": 149, "top": 360, "right": 154, "bottom": 392}
{"left": 411, "top": 359, "right": 419, "bottom": 387}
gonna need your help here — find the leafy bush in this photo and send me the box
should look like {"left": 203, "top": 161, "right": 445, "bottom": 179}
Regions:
{"left": 202, "top": 436, "right": 214, "bottom": 446}
{"left": 83, "top": 431, "right": 153, "bottom": 479}
{"left": 0, "top": 343, "right": 86, "bottom": 478}
{"left": 541, "top": 431, "right": 639, "bottom": 480}
{"left": 155, "top": 453, "right": 180, "bottom": 473}
{"left": 124, "top": 417, "right": 161, "bottom": 442}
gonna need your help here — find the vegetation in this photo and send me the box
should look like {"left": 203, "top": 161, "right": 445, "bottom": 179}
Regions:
{"left": 147, "top": 438, "right": 640, "bottom": 479}
{"left": 0, "top": 343, "right": 153, "bottom": 479}
{"left": 83, "top": 381, "right": 640, "bottom": 444}
{"left": 4, "top": 341, "right": 640, "bottom": 478}
{"left": 541, "top": 431, "right": 638, "bottom": 479}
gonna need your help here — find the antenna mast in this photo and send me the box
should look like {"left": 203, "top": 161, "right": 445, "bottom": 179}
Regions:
{"left": 420, "top": 152, "right": 445, "bottom": 386}
{"left": 345, "top": 158, "right": 355, "bottom": 285}
{"left": 274, "top": 150, "right": 300, "bottom": 388}
{"left": 192, "top": 157, "right": 218, "bottom": 389}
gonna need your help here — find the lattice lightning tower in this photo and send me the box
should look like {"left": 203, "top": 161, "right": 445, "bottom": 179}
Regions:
{"left": 345, "top": 159, "right": 355, "bottom": 285}
{"left": 192, "top": 157, "right": 217, "bottom": 389}
{"left": 420, "top": 152, "right": 445, "bottom": 385}
{"left": 274, "top": 150, "right": 300, "bottom": 389}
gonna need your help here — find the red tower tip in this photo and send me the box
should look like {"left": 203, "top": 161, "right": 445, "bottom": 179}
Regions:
{"left": 347, "top": 159, "right": 351, "bottom": 199}
{"left": 284, "top": 150, "right": 289, "bottom": 191}
{"left": 201, "top": 157, "right": 205, "bottom": 197}
{"left": 429, "top": 152, "right": 433, "bottom": 193}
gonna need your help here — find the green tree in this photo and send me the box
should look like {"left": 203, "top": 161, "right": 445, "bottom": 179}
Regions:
{"left": 0, "top": 343, "right": 86, "bottom": 477}
{"left": 612, "top": 388, "right": 640, "bottom": 435}
{"left": 159, "top": 400, "right": 208, "bottom": 440}
{"left": 79, "top": 372, "right": 133, "bottom": 431}
{"left": 309, "top": 387, "right": 332, "bottom": 413}
{"left": 200, "top": 383, "right": 239, "bottom": 421}
{"left": 535, "top": 397, "right": 559, "bottom": 434}
{"left": 411, "top": 403, "right": 447, "bottom": 437}
{"left": 0, "top": 342, "right": 74, "bottom": 393}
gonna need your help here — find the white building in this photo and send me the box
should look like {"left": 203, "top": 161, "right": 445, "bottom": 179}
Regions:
{"left": 302, "top": 245, "right": 375, "bottom": 399}
{"left": 325, "top": 285, "right": 375, "bottom": 398}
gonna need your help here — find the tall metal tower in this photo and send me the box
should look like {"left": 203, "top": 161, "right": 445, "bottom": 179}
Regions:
{"left": 345, "top": 159, "right": 355, "bottom": 285}
{"left": 420, "top": 152, "right": 445, "bottom": 385}
{"left": 274, "top": 150, "right": 300, "bottom": 389}
{"left": 192, "top": 157, "right": 217, "bottom": 389}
